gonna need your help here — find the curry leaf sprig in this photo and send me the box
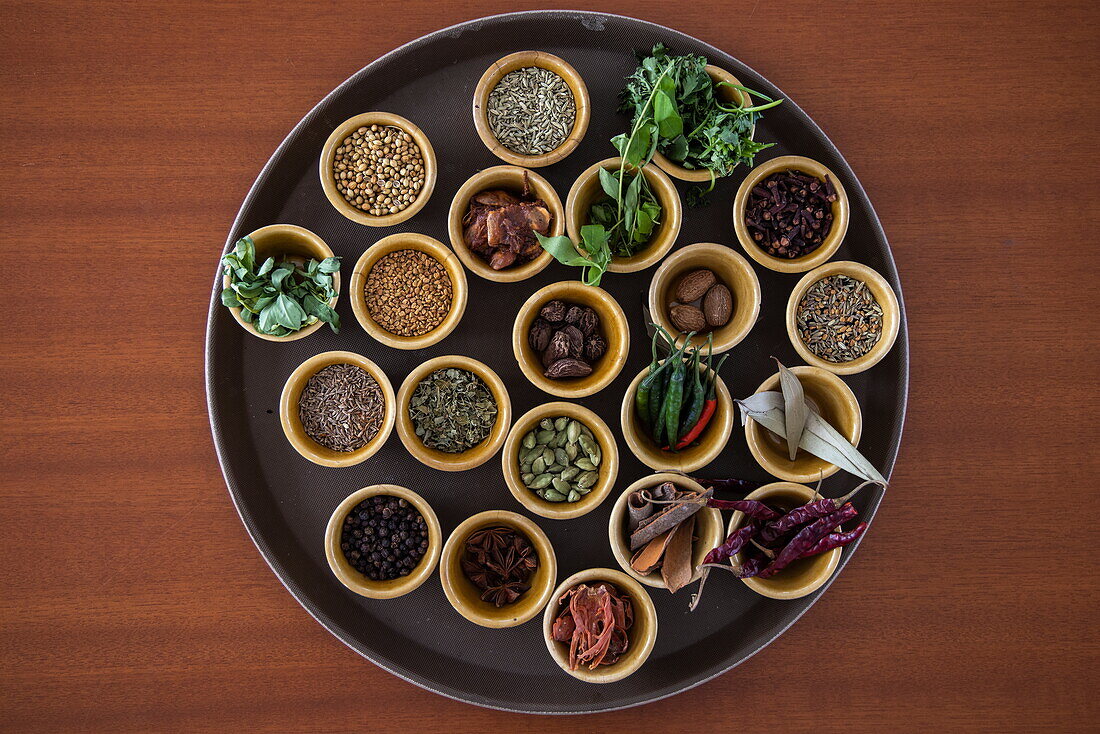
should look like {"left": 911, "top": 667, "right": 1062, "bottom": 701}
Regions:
{"left": 536, "top": 56, "right": 679, "bottom": 286}
{"left": 220, "top": 236, "right": 341, "bottom": 336}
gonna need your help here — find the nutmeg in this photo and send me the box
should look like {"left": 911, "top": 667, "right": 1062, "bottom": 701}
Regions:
{"left": 675, "top": 269, "right": 717, "bottom": 303}
{"left": 703, "top": 284, "right": 733, "bottom": 327}
{"left": 669, "top": 303, "right": 707, "bottom": 333}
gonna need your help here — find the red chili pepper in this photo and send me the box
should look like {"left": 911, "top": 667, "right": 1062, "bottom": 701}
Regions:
{"left": 705, "top": 498, "right": 780, "bottom": 520}
{"left": 758, "top": 482, "right": 874, "bottom": 545}
{"left": 800, "top": 522, "right": 868, "bottom": 558}
{"left": 702, "top": 521, "right": 759, "bottom": 565}
{"left": 672, "top": 401, "right": 716, "bottom": 449}
{"left": 757, "top": 504, "right": 857, "bottom": 579}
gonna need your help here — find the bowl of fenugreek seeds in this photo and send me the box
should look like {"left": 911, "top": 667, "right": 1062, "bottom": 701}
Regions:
{"left": 396, "top": 355, "right": 512, "bottom": 472}
{"left": 280, "top": 351, "right": 396, "bottom": 468}
{"left": 350, "top": 233, "right": 468, "bottom": 350}
{"left": 473, "top": 51, "right": 590, "bottom": 168}
{"left": 319, "top": 112, "right": 437, "bottom": 227}
{"left": 785, "top": 261, "right": 901, "bottom": 375}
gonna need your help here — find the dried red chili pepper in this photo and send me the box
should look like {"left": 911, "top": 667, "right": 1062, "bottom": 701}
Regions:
{"left": 800, "top": 522, "right": 868, "bottom": 558}
{"left": 702, "top": 521, "right": 760, "bottom": 566}
{"left": 757, "top": 504, "right": 857, "bottom": 579}
{"left": 758, "top": 481, "right": 874, "bottom": 544}
{"left": 705, "top": 498, "right": 780, "bottom": 520}
{"left": 690, "top": 477, "right": 764, "bottom": 494}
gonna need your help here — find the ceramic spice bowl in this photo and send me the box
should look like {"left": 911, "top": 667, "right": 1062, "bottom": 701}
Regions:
{"left": 472, "top": 50, "right": 591, "bottom": 168}
{"left": 542, "top": 568, "right": 657, "bottom": 684}
{"left": 607, "top": 473, "right": 724, "bottom": 590}
{"left": 619, "top": 359, "right": 734, "bottom": 473}
{"left": 786, "top": 260, "right": 901, "bottom": 375}
{"left": 439, "top": 510, "right": 557, "bottom": 628}
{"left": 446, "top": 165, "right": 562, "bottom": 282}
{"left": 279, "top": 351, "right": 396, "bottom": 468}
{"left": 512, "top": 280, "right": 630, "bottom": 398}
{"left": 319, "top": 111, "right": 438, "bottom": 227}
{"left": 223, "top": 224, "right": 339, "bottom": 342}
{"left": 651, "top": 65, "right": 754, "bottom": 182}
{"left": 501, "top": 402, "right": 619, "bottom": 520}
{"left": 733, "top": 154, "right": 849, "bottom": 273}
{"left": 566, "top": 157, "right": 683, "bottom": 273}
{"left": 727, "top": 482, "right": 842, "bottom": 599}
{"left": 647, "top": 242, "right": 762, "bottom": 354}
{"left": 395, "top": 355, "right": 511, "bottom": 472}
{"left": 744, "top": 365, "right": 862, "bottom": 483}
{"left": 349, "top": 232, "right": 468, "bottom": 350}
{"left": 324, "top": 485, "right": 442, "bottom": 600}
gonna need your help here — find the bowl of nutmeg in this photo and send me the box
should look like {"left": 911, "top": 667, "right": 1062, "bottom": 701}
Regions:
{"left": 648, "top": 242, "right": 761, "bottom": 354}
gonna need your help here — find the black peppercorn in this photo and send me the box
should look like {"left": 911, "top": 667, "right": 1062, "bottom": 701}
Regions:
{"left": 339, "top": 495, "right": 429, "bottom": 581}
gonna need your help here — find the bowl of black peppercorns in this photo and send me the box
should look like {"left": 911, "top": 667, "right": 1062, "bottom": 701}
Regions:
{"left": 325, "top": 484, "right": 442, "bottom": 599}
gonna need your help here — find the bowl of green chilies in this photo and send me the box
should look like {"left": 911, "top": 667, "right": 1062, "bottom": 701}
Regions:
{"left": 619, "top": 329, "right": 733, "bottom": 472}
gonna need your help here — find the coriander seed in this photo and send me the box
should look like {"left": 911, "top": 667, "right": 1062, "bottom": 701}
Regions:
{"left": 332, "top": 125, "right": 425, "bottom": 216}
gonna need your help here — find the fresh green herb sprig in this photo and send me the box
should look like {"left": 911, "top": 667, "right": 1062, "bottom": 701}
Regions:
{"left": 220, "top": 236, "right": 341, "bottom": 336}
{"left": 621, "top": 44, "right": 783, "bottom": 185}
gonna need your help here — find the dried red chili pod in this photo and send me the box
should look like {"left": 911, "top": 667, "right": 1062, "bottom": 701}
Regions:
{"left": 800, "top": 522, "right": 868, "bottom": 559}
{"left": 757, "top": 504, "right": 857, "bottom": 579}
{"left": 758, "top": 481, "right": 878, "bottom": 545}
{"left": 705, "top": 498, "right": 780, "bottom": 520}
{"left": 702, "top": 521, "right": 760, "bottom": 566}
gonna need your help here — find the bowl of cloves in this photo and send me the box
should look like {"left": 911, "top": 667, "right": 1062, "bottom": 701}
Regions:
{"left": 439, "top": 510, "right": 557, "bottom": 629}
{"left": 647, "top": 242, "right": 762, "bottom": 354}
{"left": 447, "top": 166, "right": 563, "bottom": 283}
{"left": 512, "top": 281, "right": 629, "bottom": 398}
{"left": 733, "top": 155, "right": 849, "bottom": 273}
{"left": 607, "top": 474, "right": 725, "bottom": 592}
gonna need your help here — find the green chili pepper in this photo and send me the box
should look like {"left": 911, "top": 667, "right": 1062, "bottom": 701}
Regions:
{"left": 663, "top": 349, "right": 688, "bottom": 449}
{"left": 678, "top": 342, "right": 707, "bottom": 437}
{"left": 635, "top": 325, "right": 673, "bottom": 431}
{"left": 651, "top": 332, "right": 692, "bottom": 444}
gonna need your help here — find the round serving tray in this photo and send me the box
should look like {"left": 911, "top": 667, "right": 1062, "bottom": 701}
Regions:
{"left": 205, "top": 10, "right": 908, "bottom": 714}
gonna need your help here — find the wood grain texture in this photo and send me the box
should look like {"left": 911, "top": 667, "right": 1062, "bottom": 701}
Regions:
{"left": 1, "top": 0, "right": 1097, "bottom": 730}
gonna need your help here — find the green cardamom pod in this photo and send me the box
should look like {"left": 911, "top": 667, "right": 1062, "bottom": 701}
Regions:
{"left": 554, "top": 448, "right": 570, "bottom": 467}
{"left": 522, "top": 431, "right": 537, "bottom": 449}
{"left": 530, "top": 473, "right": 553, "bottom": 489}
{"left": 580, "top": 425, "right": 594, "bottom": 440}
{"left": 521, "top": 472, "right": 535, "bottom": 485}
{"left": 542, "top": 447, "right": 555, "bottom": 465}
{"left": 535, "top": 430, "right": 554, "bottom": 444}
{"left": 575, "top": 458, "right": 595, "bottom": 471}
{"left": 577, "top": 434, "right": 597, "bottom": 458}
{"left": 552, "top": 477, "right": 570, "bottom": 493}
{"left": 547, "top": 463, "right": 564, "bottom": 473}
{"left": 540, "top": 418, "right": 555, "bottom": 431}
{"left": 531, "top": 456, "right": 546, "bottom": 474}
{"left": 554, "top": 416, "right": 569, "bottom": 431}
{"left": 567, "top": 489, "right": 580, "bottom": 502}
{"left": 543, "top": 489, "right": 566, "bottom": 502}
{"left": 565, "top": 443, "right": 578, "bottom": 460}
{"left": 550, "top": 432, "right": 566, "bottom": 448}
{"left": 559, "top": 466, "right": 580, "bottom": 481}
{"left": 566, "top": 420, "right": 581, "bottom": 444}
{"left": 576, "top": 471, "right": 598, "bottom": 489}
{"left": 576, "top": 485, "right": 592, "bottom": 495}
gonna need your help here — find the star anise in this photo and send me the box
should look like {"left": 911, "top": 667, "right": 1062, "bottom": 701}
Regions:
{"left": 461, "top": 526, "right": 538, "bottom": 607}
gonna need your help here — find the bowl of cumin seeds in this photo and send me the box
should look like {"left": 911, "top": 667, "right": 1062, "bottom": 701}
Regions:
{"left": 280, "top": 351, "right": 396, "bottom": 467}
{"left": 472, "top": 50, "right": 590, "bottom": 167}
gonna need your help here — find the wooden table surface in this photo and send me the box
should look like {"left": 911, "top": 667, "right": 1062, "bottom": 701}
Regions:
{"left": 2, "top": 1, "right": 1097, "bottom": 730}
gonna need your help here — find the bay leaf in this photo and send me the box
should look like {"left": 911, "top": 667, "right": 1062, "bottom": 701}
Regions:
{"left": 736, "top": 391, "right": 887, "bottom": 485}
{"left": 775, "top": 359, "right": 806, "bottom": 461}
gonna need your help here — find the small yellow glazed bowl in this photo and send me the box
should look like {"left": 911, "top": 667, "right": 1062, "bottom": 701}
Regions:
{"left": 279, "top": 351, "right": 396, "bottom": 468}
{"left": 501, "top": 402, "right": 619, "bottom": 520}
{"left": 727, "top": 482, "right": 842, "bottom": 599}
{"left": 620, "top": 360, "right": 733, "bottom": 473}
{"left": 324, "top": 485, "right": 442, "bottom": 600}
{"left": 744, "top": 365, "right": 862, "bottom": 482}
{"left": 566, "top": 158, "right": 683, "bottom": 273}
{"left": 543, "top": 568, "right": 657, "bottom": 684}
{"left": 512, "top": 281, "right": 629, "bottom": 398}
{"left": 647, "top": 242, "right": 762, "bottom": 354}
{"left": 651, "top": 65, "right": 753, "bottom": 182}
{"left": 607, "top": 473, "right": 724, "bottom": 590}
{"left": 732, "top": 155, "right": 849, "bottom": 273}
{"left": 223, "top": 224, "right": 339, "bottom": 342}
{"left": 446, "top": 165, "right": 561, "bottom": 282}
{"left": 472, "top": 51, "right": 591, "bottom": 168}
{"left": 349, "top": 233, "right": 468, "bottom": 350}
{"left": 786, "top": 261, "right": 901, "bottom": 375}
{"left": 319, "top": 111, "right": 437, "bottom": 227}
{"left": 439, "top": 510, "right": 557, "bottom": 628}
{"left": 396, "top": 355, "right": 511, "bottom": 472}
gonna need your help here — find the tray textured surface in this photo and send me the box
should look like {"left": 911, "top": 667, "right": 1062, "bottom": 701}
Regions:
{"left": 205, "top": 10, "right": 908, "bottom": 714}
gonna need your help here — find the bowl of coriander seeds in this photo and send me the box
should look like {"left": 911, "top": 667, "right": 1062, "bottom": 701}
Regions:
{"left": 472, "top": 51, "right": 591, "bottom": 167}
{"left": 319, "top": 111, "right": 438, "bottom": 227}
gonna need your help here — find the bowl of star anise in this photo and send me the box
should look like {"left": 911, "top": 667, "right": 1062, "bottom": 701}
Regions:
{"left": 439, "top": 510, "right": 558, "bottom": 629}
{"left": 512, "top": 280, "right": 629, "bottom": 398}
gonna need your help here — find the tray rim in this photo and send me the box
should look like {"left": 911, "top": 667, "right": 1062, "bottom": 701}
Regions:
{"left": 204, "top": 9, "right": 910, "bottom": 714}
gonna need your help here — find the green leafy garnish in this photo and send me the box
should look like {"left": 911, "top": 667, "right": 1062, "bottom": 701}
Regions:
{"left": 220, "top": 236, "right": 340, "bottom": 336}
{"left": 620, "top": 44, "right": 782, "bottom": 182}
